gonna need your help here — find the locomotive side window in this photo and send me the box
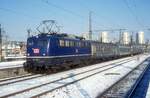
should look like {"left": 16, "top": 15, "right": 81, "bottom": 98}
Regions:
{"left": 66, "top": 40, "right": 70, "bottom": 47}
{"left": 75, "top": 42, "right": 79, "bottom": 47}
{"left": 70, "top": 41, "right": 74, "bottom": 47}
{"left": 73, "top": 41, "right": 76, "bottom": 46}
{"left": 59, "top": 40, "right": 65, "bottom": 47}
{"left": 59, "top": 40, "right": 90, "bottom": 48}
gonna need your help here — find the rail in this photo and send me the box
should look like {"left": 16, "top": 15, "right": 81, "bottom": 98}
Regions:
{"left": 0, "top": 58, "right": 134, "bottom": 98}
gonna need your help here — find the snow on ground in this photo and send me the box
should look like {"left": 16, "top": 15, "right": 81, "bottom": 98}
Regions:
{"left": 41, "top": 54, "right": 150, "bottom": 98}
{"left": 0, "top": 54, "right": 149, "bottom": 98}
{"left": 4, "top": 56, "right": 26, "bottom": 59}
{"left": 146, "top": 83, "right": 150, "bottom": 98}
{"left": 0, "top": 56, "right": 134, "bottom": 97}
{"left": 145, "top": 59, "right": 150, "bottom": 98}
{"left": 0, "top": 60, "right": 25, "bottom": 69}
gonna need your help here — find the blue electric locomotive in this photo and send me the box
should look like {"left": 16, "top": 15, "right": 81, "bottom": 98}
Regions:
{"left": 24, "top": 33, "right": 93, "bottom": 72}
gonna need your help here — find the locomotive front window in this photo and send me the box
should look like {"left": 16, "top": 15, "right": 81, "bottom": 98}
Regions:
{"left": 28, "top": 40, "right": 34, "bottom": 46}
{"left": 37, "top": 40, "right": 48, "bottom": 47}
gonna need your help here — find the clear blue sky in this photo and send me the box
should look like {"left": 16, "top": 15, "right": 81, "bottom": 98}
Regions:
{"left": 0, "top": 0, "right": 150, "bottom": 41}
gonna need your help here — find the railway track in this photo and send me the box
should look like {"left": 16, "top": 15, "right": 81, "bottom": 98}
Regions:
{"left": 0, "top": 58, "right": 129, "bottom": 87}
{"left": 125, "top": 58, "right": 150, "bottom": 98}
{"left": 0, "top": 74, "right": 45, "bottom": 86}
{"left": 0, "top": 74, "right": 32, "bottom": 82}
{"left": 99, "top": 57, "right": 150, "bottom": 98}
{"left": 0, "top": 56, "right": 133, "bottom": 85}
{"left": 0, "top": 57, "right": 136, "bottom": 98}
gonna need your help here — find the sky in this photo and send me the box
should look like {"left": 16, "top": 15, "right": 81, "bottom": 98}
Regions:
{"left": 0, "top": 0, "right": 150, "bottom": 41}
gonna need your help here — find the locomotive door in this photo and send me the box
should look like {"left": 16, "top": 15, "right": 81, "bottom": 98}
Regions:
{"left": 91, "top": 44, "right": 96, "bottom": 56}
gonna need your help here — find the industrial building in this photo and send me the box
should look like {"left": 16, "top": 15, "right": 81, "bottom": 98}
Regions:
{"left": 121, "top": 32, "right": 130, "bottom": 44}
{"left": 100, "top": 31, "right": 109, "bottom": 43}
{"left": 136, "top": 31, "right": 145, "bottom": 44}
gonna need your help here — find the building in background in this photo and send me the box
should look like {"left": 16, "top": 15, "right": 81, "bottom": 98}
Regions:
{"left": 2, "top": 41, "right": 26, "bottom": 57}
{"left": 122, "top": 32, "right": 130, "bottom": 44}
{"left": 136, "top": 31, "right": 144, "bottom": 44}
{"left": 100, "top": 31, "right": 108, "bottom": 43}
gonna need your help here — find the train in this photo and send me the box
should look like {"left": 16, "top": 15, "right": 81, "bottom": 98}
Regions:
{"left": 23, "top": 33, "right": 145, "bottom": 73}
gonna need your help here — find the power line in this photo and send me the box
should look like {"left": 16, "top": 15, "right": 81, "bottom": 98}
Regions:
{"left": 123, "top": 0, "right": 145, "bottom": 28}
{"left": 0, "top": 1, "right": 122, "bottom": 36}
{"left": 78, "top": 1, "right": 122, "bottom": 29}
{"left": 42, "top": 0, "right": 112, "bottom": 29}
{"left": 132, "top": 0, "right": 148, "bottom": 28}
{"left": 0, "top": 7, "right": 39, "bottom": 20}
{"left": 42, "top": 0, "right": 116, "bottom": 40}
{"left": 132, "top": 0, "right": 137, "bottom": 8}
{"left": 0, "top": 7, "right": 43, "bottom": 41}
{"left": 42, "top": 0, "right": 84, "bottom": 18}
{"left": 93, "top": 12, "right": 122, "bottom": 29}
{"left": 0, "top": 0, "right": 113, "bottom": 31}
{"left": 44, "top": 0, "right": 114, "bottom": 39}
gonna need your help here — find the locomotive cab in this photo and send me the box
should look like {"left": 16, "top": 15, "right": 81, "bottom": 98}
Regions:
{"left": 25, "top": 34, "right": 51, "bottom": 72}
{"left": 27, "top": 38, "right": 49, "bottom": 56}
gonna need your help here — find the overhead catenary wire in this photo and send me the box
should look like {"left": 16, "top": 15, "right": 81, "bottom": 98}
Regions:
{"left": 123, "top": 0, "right": 145, "bottom": 29}
{"left": 42, "top": 0, "right": 84, "bottom": 18}
{"left": 0, "top": 7, "right": 39, "bottom": 20}
{"left": 42, "top": 0, "right": 112, "bottom": 29}
{"left": 132, "top": 0, "right": 148, "bottom": 29}
{"left": 0, "top": 7, "right": 43, "bottom": 39}
{"left": 78, "top": 1, "right": 123, "bottom": 29}
{"left": 76, "top": 1, "right": 128, "bottom": 42}
{"left": 42, "top": 0, "right": 118, "bottom": 41}
{"left": 0, "top": 0, "right": 115, "bottom": 32}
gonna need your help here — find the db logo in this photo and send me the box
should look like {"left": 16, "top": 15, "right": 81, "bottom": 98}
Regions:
{"left": 75, "top": 49, "right": 78, "bottom": 53}
{"left": 33, "top": 48, "right": 39, "bottom": 53}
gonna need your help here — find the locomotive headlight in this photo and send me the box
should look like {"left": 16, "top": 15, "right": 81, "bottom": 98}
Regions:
{"left": 43, "top": 53, "right": 46, "bottom": 56}
{"left": 36, "top": 36, "right": 39, "bottom": 38}
{"left": 27, "top": 53, "right": 30, "bottom": 56}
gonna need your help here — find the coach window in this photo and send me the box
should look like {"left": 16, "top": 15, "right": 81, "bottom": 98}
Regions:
{"left": 75, "top": 42, "right": 79, "bottom": 47}
{"left": 70, "top": 41, "right": 74, "bottom": 47}
{"left": 85, "top": 42, "right": 87, "bottom": 47}
{"left": 73, "top": 41, "right": 75, "bottom": 47}
{"left": 82, "top": 42, "right": 86, "bottom": 47}
{"left": 87, "top": 42, "right": 90, "bottom": 47}
{"left": 82, "top": 42, "right": 84, "bottom": 47}
{"left": 74, "top": 42, "right": 77, "bottom": 47}
{"left": 66, "top": 40, "right": 70, "bottom": 47}
{"left": 59, "top": 40, "right": 65, "bottom": 47}
{"left": 78, "top": 42, "right": 81, "bottom": 47}
{"left": 72, "top": 41, "right": 75, "bottom": 47}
